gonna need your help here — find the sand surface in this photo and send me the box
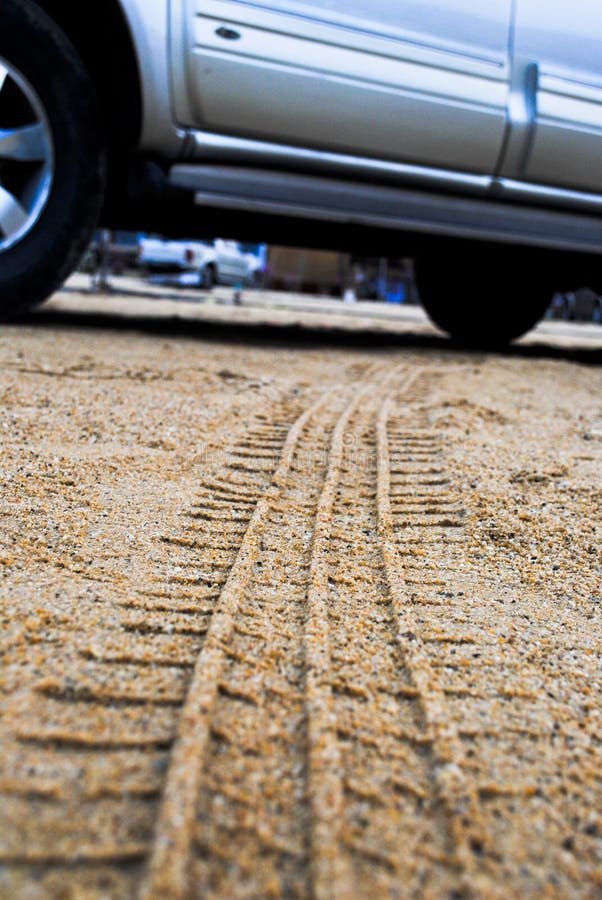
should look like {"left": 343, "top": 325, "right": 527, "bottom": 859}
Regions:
{"left": 0, "top": 281, "right": 601, "bottom": 898}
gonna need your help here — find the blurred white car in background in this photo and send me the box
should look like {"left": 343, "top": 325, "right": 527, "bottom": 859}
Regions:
{"left": 138, "top": 237, "right": 264, "bottom": 288}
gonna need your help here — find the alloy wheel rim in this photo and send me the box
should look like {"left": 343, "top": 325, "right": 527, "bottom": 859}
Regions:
{"left": 0, "top": 56, "right": 54, "bottom": 252}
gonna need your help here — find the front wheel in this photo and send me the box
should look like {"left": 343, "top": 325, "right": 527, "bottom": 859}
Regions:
{"left": 0, "top": 0, "right": 106, "bottom": 318}
{"left": 415, "top": 246, "right": 557, "bottom": 346}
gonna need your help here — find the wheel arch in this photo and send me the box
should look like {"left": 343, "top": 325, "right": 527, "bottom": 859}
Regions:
{"left": 30, "top": 0, "right": 143, "bottom": 158}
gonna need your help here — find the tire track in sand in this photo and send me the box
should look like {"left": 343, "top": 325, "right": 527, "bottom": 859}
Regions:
{"left": 1, "top": 365, "right": 502, "bottom": 898}
{"left": 377, "top": 378, "right": 494, "bottom": 895}
{"left": 304, "top": 378, "right": 388, "bottom": 899}
{"left": 141, "top": 381, "right": 357, "bottom": 897}
{"left": 143, "top": 368, "right": 402, "bottom": 898}
{"left": 0, "top": 396, "right": 322, "bottom": 896}
{"left": 144, "top": 366, "right": 492, "bottom": 899}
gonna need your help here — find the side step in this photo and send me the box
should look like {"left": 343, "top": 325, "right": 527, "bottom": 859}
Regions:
{"left": 168, "top": 164, "right": 602, "bottom": 255}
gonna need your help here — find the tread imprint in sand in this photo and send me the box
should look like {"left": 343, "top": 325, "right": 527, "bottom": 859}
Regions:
{"left": 0, "top": 397, "right": 317, "bottom": 894}
{"left": 3, "top": 363, "right": 600, "bottom": 899}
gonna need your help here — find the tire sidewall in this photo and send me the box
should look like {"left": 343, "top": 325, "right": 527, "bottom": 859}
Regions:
{"left": 0, "top": 0, "right": 106, "bottom": 313}
{"left": 201, "top": 265, "right": 216, "bottom": 289}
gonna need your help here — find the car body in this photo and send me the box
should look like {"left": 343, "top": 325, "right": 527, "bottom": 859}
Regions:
{"left": 1, "top": 0, "right": 601, "bottom": 341}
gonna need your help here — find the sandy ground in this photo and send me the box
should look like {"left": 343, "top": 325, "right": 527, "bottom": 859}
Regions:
{"left": 0, "top": 278, "right": 601, "bottom": 898}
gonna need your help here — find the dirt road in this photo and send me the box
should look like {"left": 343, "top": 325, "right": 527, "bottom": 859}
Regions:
{"left": 0, "top": 285, "right": 601, "bottom": 898}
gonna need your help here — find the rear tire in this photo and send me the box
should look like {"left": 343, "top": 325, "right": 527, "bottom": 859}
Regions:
{"left": 200, "top": 264, "right": 217, "bottom": 290}
{"left": 247, "top": 270, "right": 264, "bottom": 289}
{"left": 0, "top": 0, "right": 106, "bottom": 318}
{"left": 415, "top": 246, "right": 556, "bottom": 346}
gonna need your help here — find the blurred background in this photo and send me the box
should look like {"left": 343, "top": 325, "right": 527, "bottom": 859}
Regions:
{"left": 80, "top": 230, "right": 601, "bottom": 323}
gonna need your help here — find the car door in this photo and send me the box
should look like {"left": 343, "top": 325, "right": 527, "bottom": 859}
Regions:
{"left": 227, "top": 242, "right": 250, "bottom": 280}
{"left": 215, "top": 239, "right": 242, "bottom": 281}
{"left": 506, "top": 0, "right": 602, "bottom": 193}
{"left": 174, "top": 0, "right": 512, "bottom": 175}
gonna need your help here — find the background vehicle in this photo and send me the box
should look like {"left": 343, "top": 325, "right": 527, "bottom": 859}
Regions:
{"left": 85, "top": 230, "right": 141, "bottom": 274}
{"left": 1, "top": 0, "right": 601, "bottom": 343}
{"left": 549, "top": 288, "right": 602, "bottom": 323}
{"left": 138, "top": 237, "right": 264, "bottom": 287}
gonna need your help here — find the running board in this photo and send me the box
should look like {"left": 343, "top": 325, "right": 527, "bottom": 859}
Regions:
{"left": 168, "top": 164, "right": 602, "bottom": 256}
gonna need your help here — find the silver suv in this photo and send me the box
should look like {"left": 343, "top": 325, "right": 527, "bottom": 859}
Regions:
{"left": 1, "top": 0, "right": 601, "bottom": 343}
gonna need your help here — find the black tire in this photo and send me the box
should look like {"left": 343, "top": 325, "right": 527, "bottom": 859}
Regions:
{"left": 200, "top": 264, "right": 217, "bottom": 290}
{"left": 0, "top": 0, "right": 106, "bottom": 318}
{"left": 415, "top": 246, "right": 557, "bottom": 346}
{"left": 247, "top": 269, "right": 264, "bottom": 290}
